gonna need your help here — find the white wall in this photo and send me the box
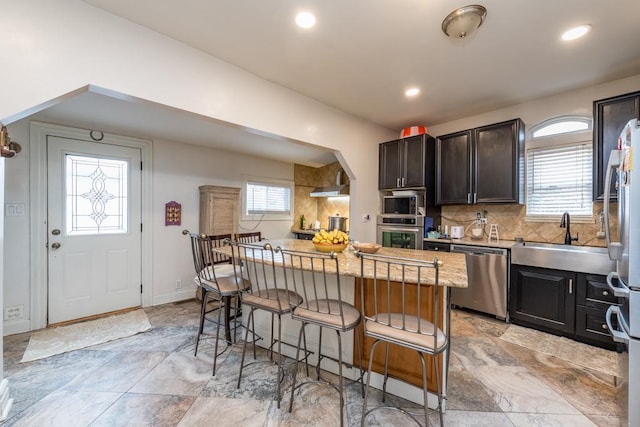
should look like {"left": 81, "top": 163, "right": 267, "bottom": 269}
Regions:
{"left": 0, "top": 0, "right": 396, "bottom": 243}
{"left": 3, "top": 117, "right": 300, "bottom": 333}
{"left": 428, "top": 74, "right": 640, "bottom": 137}
{"left": 151, "top": 138, "right": 296, "bottom": 306}
{"left": 0, "top": 0, "right": 394, "bottom": 334}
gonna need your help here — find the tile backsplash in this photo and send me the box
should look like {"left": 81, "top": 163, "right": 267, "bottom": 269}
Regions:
{"left": 293, "top": 162, "right": 350, "bottom": 230}
{"left": 441, "top": 202, "right": 615, "bottom": 247}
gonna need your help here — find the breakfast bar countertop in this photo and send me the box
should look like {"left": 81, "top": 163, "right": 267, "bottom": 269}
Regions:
{"left": 218, "top": 238, "right": 468, "bottom": 288}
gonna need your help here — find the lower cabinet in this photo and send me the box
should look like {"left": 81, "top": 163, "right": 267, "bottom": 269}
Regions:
{"left": 510, "top": 265, "right": 620, "bottom": 350}
{"left": 510, "top": 265, "right": 575, "bottom": 334}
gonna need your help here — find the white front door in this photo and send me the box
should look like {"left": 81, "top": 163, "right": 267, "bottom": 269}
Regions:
{"left": 47, "top": 135, "right": 142, "bottom": 324}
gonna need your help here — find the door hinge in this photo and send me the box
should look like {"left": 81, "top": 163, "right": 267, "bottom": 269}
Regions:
{"left": 140, "top": 284, "right": 143, "bottom": 294}
{"left": 140, "top": 161, "right": 143, "bottom": 171}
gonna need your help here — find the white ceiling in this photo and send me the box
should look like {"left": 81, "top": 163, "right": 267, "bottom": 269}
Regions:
{"left": 36, "top": 0, "right": 640, "bottom": 166}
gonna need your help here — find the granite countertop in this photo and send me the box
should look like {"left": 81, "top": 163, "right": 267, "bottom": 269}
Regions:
{"left": 291, "top": 228, "right": 349, "bottom": 235}
{"left": 217, "top": 238, "right": 468, "bottom": 288}
{"left": 424, "top": 236, "right": 518, "bottom": 250}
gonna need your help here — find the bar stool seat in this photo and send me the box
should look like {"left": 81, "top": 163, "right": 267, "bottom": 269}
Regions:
{"left": 185, "top": 231, "right": 249, "bottom": 377}
{"left": 293, "top": 299, "right": 361, "bottom": 330}
{"left": 356, "top": 251, "right": 450, "bottom": 427}
{"left": 365, "top": 314, "right": 447, "bottom": 350}
{"left": 231, "top": 241, "right": 306, "bottom": 408}
{"left": 280, "top": 248, "right": 363, "bottom": 427}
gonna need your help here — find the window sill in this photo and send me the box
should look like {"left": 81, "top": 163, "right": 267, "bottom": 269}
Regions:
{"left": 524, "top": 215, "right": 595, "bottom": 224}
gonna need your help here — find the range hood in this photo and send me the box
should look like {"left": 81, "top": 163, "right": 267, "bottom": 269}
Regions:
{"left": 310, "top": 170, "right": 350, "bottom": 197}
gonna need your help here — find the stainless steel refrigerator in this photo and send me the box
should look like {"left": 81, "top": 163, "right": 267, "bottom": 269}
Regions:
{"left": 604, "top": 118, "right": 639, "bottom": 426}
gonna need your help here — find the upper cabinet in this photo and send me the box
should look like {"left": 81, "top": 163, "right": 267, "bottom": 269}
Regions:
{"left": 593, "top": 91, "right": 640, "bottom": 201}
{"left": 378, "top": 134, "right": 435, "bottom": 190}
{"left": 436, "top": 118, "right": 524, "bottom": 205}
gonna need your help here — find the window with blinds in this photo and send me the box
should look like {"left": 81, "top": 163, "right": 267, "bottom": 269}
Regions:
{"left": 525, "top": 115, "right": 593, "bottom": 220}
{"left": 526, "top": 142, "right": 592, "bottom": 216}
{"left": 244, "top": 179, "right": 293, "bottom": 217}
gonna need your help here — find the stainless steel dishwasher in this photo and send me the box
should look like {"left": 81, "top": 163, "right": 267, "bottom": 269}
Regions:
{"left": 450, "top": 244, "right": 509, "bottom": 320}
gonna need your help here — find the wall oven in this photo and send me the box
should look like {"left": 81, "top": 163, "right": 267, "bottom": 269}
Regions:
{"left": 376, "top": 215, "right": 424, "bottom": 250}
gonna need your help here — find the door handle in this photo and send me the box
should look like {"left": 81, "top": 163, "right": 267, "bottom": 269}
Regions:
{"left": 568, "top": 278, "right": 573, "bottom": 294}
{"left": 51, "top": 242, "right": 61, "bottom": 250}
{"left": 397, "top": 178, "right": 400, "bottom": 187}
{"left": 51, "top": 229, "right": 61, "bottom": 235}
{"left": 604, "top": 150, "right": 623, "bottom": 260}
{"left": 401, "top": 177, "right": 405, "bottom": 187}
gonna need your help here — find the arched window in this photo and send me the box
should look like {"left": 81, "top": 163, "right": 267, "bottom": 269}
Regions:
{"left": 526, "top": 116, "right": 593, "bottom": 220}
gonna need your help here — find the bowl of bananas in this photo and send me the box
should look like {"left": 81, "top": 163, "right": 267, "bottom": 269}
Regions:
{"left": 312, "top": 229, "right": 349, "bottom": 253}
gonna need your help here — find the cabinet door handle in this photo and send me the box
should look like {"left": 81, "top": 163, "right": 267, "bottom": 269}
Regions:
{"left": 602, "top": 290, "right": 609, "bottom": 296}
{"left": 602, "top": 324, "right": 608, "bottom": 330}
{"left": 473, "top": 192, "right": 477, "bottom": 204}
{"left": 568, "top": 278, "right": 573, "bottom": 294}
{"left": 401, "top": 177, "right": 405, "bottom": 187}
{"left": 397, "top": 178, "right": 400, "bottom": 187}
{"left": 467, "top": 193, "right": 471, "bottom": 204}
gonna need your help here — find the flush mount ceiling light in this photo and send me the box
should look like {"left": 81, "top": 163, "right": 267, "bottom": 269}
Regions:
{"left": 442, "top": 4, "right": 487, "bottom": 39}
{"left": 405, "top": 87, "right": 420, "bottom": 97}
{"left": 561, "top": 24, "right": 591, "bottom": 41}
{"left": 295, "top": 11, "right": 316, "bottom": 29}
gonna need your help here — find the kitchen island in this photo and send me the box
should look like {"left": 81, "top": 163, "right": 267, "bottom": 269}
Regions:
{"left": 216, "top": 239, "right": 467, "bottom": 406}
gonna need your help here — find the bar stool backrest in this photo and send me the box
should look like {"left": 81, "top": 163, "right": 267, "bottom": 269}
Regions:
{"left": 234, "top": 232, "right": 262, "bottom": 243}
{"left": 357, "top": 252, "right": 445, "bottom": 353}
{"left": 231, "top": 241, "right": 292, "bottom": 311}
{"left": 279, "top": 248, "right": 349, "bottom": 330}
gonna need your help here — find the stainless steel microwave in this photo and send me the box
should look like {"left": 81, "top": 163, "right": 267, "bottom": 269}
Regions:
{"left": 382, "top": 195, "right": 424, "bottom": 216}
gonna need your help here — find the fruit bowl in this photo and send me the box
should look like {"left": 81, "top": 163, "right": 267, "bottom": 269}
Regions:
{"left": 352, "top": 242, "right": 381, "bottom": 254}
{"left": 313, "top": 242, "right": 348, "bottom": 253}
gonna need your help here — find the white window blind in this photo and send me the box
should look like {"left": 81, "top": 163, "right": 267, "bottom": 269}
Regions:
{"left": 526, "top": 142, "right": 592, "bottom": 216}
{"left": 246, "top": 181, "right": 291, "bottom": 215}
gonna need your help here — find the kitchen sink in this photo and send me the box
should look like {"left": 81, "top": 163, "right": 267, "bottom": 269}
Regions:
{"left": 511, "top": 242, "right": 615, "bottom": 275}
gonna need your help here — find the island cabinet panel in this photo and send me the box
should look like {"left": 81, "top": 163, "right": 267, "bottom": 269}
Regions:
{"left": 509, "top": 265, "right": 576, "bottom": 334}
{"left": 354, "top": 278, "right": 445, "bottom": 390}
{"left": 593, "top": 91, "right": 640, "bottom": 201}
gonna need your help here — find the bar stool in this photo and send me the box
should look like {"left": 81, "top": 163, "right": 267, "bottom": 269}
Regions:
{"left": 280, "top": 248, "right": 363, "bottom": 427}
{"left": 230, "top": 241, "right": 304, "bottom": 408}
{"left": 234, "top": 231, "right": 262, "bottom": 243}
{"left": 356, "top": 251, "right": 449, "bottom": 427}
{"left": 186, "top": 232, "right": 249, "bottom": 376}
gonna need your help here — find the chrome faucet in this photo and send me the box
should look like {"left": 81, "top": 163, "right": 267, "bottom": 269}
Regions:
{"left": 560, "top": 211, "right": 578, "bottom": 245}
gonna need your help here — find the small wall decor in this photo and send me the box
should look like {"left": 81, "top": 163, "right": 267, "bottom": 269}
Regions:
{"left": 165, "top": 201, "right": 182, "bottom": 226}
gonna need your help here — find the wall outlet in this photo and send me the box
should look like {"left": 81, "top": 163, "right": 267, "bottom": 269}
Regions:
{"left": 175, "top": 280, "right": 182, "bottom": 289}
{"left": 361, "top": 213, "right": 370, "bottom": 223}
{"left": 4, "top": 305, "right": 24, "bottom": 320}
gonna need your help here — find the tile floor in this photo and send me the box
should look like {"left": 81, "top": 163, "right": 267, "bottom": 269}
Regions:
{"left": 2, "top": 300, "right": 625, "bottom": 426}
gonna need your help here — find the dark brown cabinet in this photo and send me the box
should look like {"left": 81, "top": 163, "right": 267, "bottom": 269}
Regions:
{"left": 510, "top": 266, "right": 620, "bottom": 350}
{"left": 510, "top": 265, "right": 575, "bottom": 334}
{"left": 378, "top": 134, "right": 435, "bottom": 190}
{"left": 436, "top": 118, "right": 524, "bottom": 205}
{"left": 593, "top": 91, "right": 640, "bottom": 201}
{"left": 575, "top": 273, "right": 621, "bottom": 350}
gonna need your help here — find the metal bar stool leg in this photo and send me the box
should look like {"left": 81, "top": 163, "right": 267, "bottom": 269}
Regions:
{"left": 289, "top": 323, "right": 307, "bottom": 413}
{"left": 361, "top": 339, "right": 382, "bottom": 427}
{"left": 382, "top": 341, "right": 390, "bottom": 403}
{"left": 195, "top": 288, "right": 208, "bottom": 356}
{"left": 212, "top": 294, "right": 225, "bottom": 376}
{"left": 238, "top": 307, "right": 256, "bottom": 389}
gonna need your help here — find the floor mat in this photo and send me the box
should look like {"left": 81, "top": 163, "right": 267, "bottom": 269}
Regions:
{"left": 499, "top": 323, "right": 622, "bottom": 378}
{"left": 20, "top": 309, "right": 151, "bottom": 363}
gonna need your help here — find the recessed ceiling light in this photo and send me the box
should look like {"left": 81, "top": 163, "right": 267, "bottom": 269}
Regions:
{"left": 295, "top": 11, "right": 316, "bottom": 29}
{"left": 405, "top": 88, "right": 420, "bottom": 97}
{"left": 561, "top": 24, "right": 591, "bottom": 41}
